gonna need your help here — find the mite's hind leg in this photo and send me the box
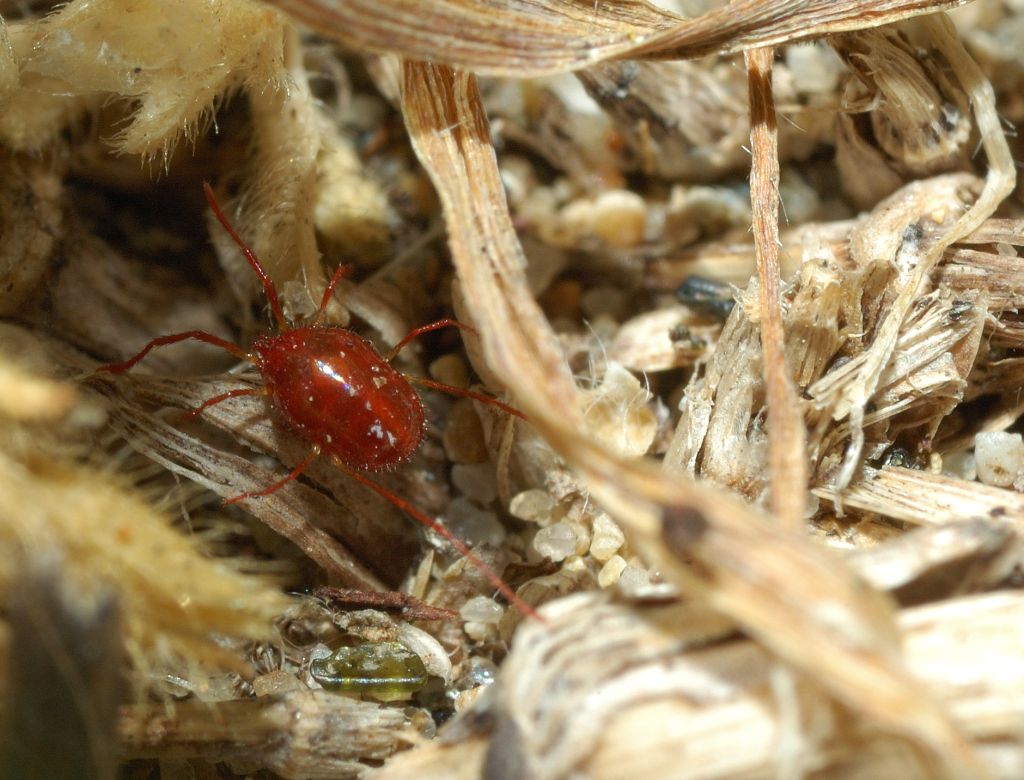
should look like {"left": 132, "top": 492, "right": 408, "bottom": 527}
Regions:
{"left": 223, "top": 447, "right": 321, "bottom": 506}
{"left": 384, "top": 319, "right": 476, "bottom": 362}
{"left": 406, "top": 376, "right": 525, "bottom": 420}
{"left": 182, "top": 386, "right": 271, "bottom": 421}
{"left": 96, "top": 331, "right": 251, "bottom": 374}
{"left": 330, "top": 455, "right": 542, "bottom": 621}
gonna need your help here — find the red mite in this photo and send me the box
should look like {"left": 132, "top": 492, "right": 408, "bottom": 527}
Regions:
{"left": 99, "top": 182, "right": 539, "bottom": 621}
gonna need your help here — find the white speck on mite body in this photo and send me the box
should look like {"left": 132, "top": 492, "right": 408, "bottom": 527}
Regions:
{"left": 373, "top": 376, "right": 387, "bottom": 389}
{"left": 370, "top": 421, "right": 385, "bottom": 440}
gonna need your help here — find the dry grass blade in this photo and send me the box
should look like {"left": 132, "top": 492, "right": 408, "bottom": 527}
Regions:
{"left": 267, "top": 0, "right": 972, "bottom": 76}
{"left": 817, "top": 467, "right": 1024, "bottom": 529}
{"left": 745, "top": 46, "right": 807, "bottom": 529}
{"left": 399, "top": 61, "right": 579, "bottom": 421}
{"left": 86, "top": 371, "right": 398, "bottom": 591}
{"left": 120, "top": 691, "right": 427, "bottom": 778}
{"left": 399, "top": 60, "right": 983, "bottom": 777}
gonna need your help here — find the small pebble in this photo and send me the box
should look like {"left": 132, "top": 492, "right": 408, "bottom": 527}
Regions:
{"left": 510, "top": 489, "right": 558, "bottom": 524}
{"left": 253, "top": 670, "right": 304, "bottom": 697}
{"left": 429, "top": 354, "right": 470, "bottom": 389}
{"left": 453, "top": 686, "right": 488, "bottom": 713}
{"left": 942, "top": 450, "right": 976, "bottom": 481}
{"left": 589, "top": 512, "right": 625, "bottom": 562}
{"left": 443, "top": 399, "right": 489, "bottom": 464}
{"left": 463, "top": 621, "right": 497, "bottom": 642}
{"left": 598, "top": 555, "right": 627, "bottom": 588}
{"left": 462, "top": 656, "right": 498, "bottom": 688}
{"left": 533, "top": 521, "right": 588, "bottom": 562}
{"left": 975, "top": 432, "right": 1024, "bottom": 488}
{"left": 784, "top": 43, "right": 844, "bottom": 94}
{"left": 590, "top": 190, "right": 648, "bottom": 247}
{"left": 560, "top": 189, "right": 647, "bottom": 248}
{"left": 443, "top": 497, "right": 506, "bottom": 547}
{"left": 452, "top": 463, "right": 498, "bottom": 504}
{"left": 459, "top": 595, "right": 505, "bottom": 624}
{"left": 617, "top": 564, "right": 651, "bottom": 595}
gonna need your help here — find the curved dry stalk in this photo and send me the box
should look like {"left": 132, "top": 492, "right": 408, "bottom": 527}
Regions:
{"left": 399, "top": 60, "right": 986, "bottom": 777}
{"left": 745, "top": 46, "right": 807, "bottom": 529}
{"left": 267, "top": 0, "right": 972, "bottom": 76}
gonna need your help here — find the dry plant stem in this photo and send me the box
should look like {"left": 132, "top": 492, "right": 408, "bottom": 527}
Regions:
{"left": 313, "top": 586, "right": 458, "bottom": 622}
{"left": 376, "top": 591, "right": 1024, "bottom": 780}
{"left": 829, "top": 13, "right": 1015, "bottom": 492}
{"left": 90, "top": 367, "right": 419, "bottom": 583}
{"left": 268, "top": 0, "right": 971, "bottom": 77}
{"left": 745, "top": 46, "right": 806, "bottom": 530}
{"left": 96, "top": 392, "right": 385, "bottom": 591}
{"left": 120, "top": 691, "right": 423, "bottom": 778}
{"left": 399, "top": 61, "right": 578, "bottom": 421}
{"left": 400, "top": 62, "right": 982, "bottom": 777}
{"left": 845, "top": 519, "right": 1019, "bottom": 605}
{"left": 237, "top": 23, "right": 325, "bottom": 309}
{"left": 816, "top": 467, "right": 1024, "bottom": 529}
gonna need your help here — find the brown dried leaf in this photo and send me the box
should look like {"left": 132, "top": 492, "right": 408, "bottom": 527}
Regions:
{"left": 269, "top": 0, "right": 971, "bottom": 76}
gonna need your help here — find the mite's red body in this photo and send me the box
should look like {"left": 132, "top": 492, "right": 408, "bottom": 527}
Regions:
{"left": 254, "top": 327, "right": 425, "bottom": 471}
{"left": 95, "top": 182, "right": 539, "bottom": 620}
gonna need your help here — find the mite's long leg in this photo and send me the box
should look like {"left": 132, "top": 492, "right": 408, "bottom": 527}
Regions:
{"left": 312, "top": 263, "right": 354, "bottom": 324}
{"left": 406, "top": 375, "right": 526, "bottom": 420}
{"left": 331, "top": 455, "right": 542, "bottom": 622}
{"left": 96, "top": 331, "right": 251, "bottom": 374}
{"left": 202, "top": 182, "right": 290, "bottom": 332}
{"left": 384, "top": 318, "right": 476, "bottom": 362}
{"left": 223, "top": 447, "right": 321, "bottom": 506}
{"left": 182, "top": 386, "right": 271, "bottom": 420}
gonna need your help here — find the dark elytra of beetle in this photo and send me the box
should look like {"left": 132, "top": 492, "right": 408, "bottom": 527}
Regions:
{"left": 96, "top": 182, "right": 541, "bottom": 621}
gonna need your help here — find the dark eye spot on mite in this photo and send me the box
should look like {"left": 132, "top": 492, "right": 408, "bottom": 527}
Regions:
{"left": 661, "top": 505, "right": 709, "bottom": 557}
